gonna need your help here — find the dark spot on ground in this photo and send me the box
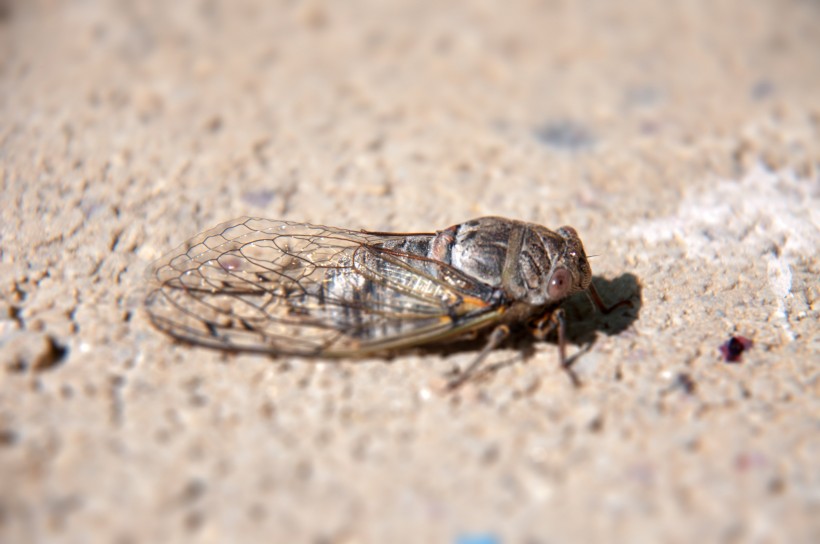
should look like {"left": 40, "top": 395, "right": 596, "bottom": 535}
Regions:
{"left": 720, "top": 335, "right": 753, "bottom": 363}
{"left": 535, "top": 120, "right": 596, "bottom": 151}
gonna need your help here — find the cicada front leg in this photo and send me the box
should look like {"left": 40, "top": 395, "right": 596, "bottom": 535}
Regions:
{"left": 586, "top": 281, "right": 633, "bottom": 315}
{"left": 531, "top": 308, "right": 567, "bottom": 365}
{"left": 530, "top": 307, "right": 586, "bottom": 387}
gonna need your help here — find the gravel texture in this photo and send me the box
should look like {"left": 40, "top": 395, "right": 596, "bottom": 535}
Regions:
{"left": 1, "top": 1, "right": 818, "bottom": 542}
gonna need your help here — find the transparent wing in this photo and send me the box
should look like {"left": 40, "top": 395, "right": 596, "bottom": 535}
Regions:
{"left": 144, "top": 217, "right": 504, "bottom": 356}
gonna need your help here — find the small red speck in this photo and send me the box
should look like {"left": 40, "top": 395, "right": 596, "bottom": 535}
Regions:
{"left": 720, "top": 336, "right": 753, "bottom": 363}
{"left": 735, "top": 451, "right": 768, "bottom": 471}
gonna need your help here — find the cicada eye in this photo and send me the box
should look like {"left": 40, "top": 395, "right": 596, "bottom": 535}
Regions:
{"left": 548, "top": 267, "right": 572, "bottom": 299}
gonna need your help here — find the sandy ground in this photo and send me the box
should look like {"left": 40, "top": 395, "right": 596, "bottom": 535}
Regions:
{"left": 1, "top": 0, "right": 819, "bottom": 542}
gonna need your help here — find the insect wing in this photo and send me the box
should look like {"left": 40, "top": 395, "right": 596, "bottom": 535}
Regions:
{"left": 144, "top": 217, "right": 504, "bottom": 356}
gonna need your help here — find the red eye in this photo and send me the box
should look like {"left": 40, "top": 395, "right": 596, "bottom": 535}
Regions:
{"left": 548, "top": 267, "right": 571, "bottom": 299}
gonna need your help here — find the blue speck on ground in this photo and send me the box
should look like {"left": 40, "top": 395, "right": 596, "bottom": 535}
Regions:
{"left": 455, "top": 533, "right": 501, "bottom": 544}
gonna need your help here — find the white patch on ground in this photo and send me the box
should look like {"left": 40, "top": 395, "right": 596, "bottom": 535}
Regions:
{"left": 766, "top": 255, "right": 793, "bottom": 300}
{"left": 625, "top": 164, "right": 819, "bottom": 263}
{"left": 766, "top": 253, "right": 795, "bottom": 339}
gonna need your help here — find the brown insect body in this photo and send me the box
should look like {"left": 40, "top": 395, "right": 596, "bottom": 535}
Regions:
{"left": 145, "top": 216, "right": 612, "bottom": 383}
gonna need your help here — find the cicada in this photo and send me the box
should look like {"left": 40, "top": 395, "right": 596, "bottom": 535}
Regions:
{"left": 145, "top": 216, "right": 628, "bottom": 388}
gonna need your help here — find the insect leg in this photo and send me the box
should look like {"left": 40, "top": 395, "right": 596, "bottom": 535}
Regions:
{"left": 554, "top": 308, "right": 567, "bottom": 367}
{"left": 531, "top": 308, "right": 568, "bottom": 366}
{"left": 446, "top": 324, "right": 510, "bottom": 390}
{"left": 587, "top": 281, "right": 632, "bottom": 315}
{"left": 531, "top": 308, "right": 586, "bottom": 386}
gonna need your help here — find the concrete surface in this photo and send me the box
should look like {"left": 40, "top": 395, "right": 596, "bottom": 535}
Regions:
{"left": 1, "top": 0, "right": 818, "bottom": 542}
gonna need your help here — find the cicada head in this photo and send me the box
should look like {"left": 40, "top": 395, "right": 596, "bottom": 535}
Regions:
{"left": 518, "top": 224, "right": 592, "bottom": 307}
{"left": 554, "top": 225, "right": 593, "bottom": 292}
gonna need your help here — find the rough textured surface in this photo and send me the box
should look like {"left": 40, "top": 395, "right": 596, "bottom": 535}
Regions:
{"left": 1, "top": 0, "right": 818, "bottom": 542}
